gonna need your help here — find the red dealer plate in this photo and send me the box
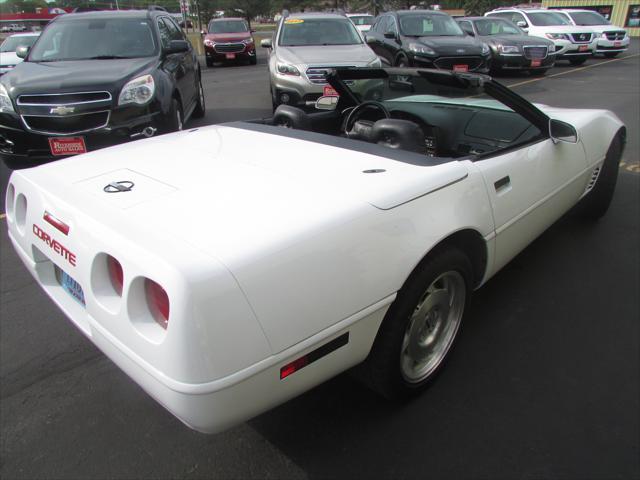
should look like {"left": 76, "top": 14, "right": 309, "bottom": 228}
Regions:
{"left": 452, "top": 64, "right": 469, "bottom": 72}
{"left": 531, "top": 59, "right": 542, "bottom": 67}
{"left": 323, "top": 85, "right": 339, "bottom": 97}
{"left": 49, "top": 137, "right": 87, "bottom": 156}
{"left": 578, "top": 45, "right": 589, "bottom": 52}
{"left": 225, "top": 53, "right": 236, "bottom": 59}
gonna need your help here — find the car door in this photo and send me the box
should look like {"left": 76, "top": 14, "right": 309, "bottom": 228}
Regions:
{"left": 380, "top": 15, "right": 403, "bottom": 65}
{"left": 158, "top": 17, "right": 196, "bottom": 114}
{"left": 472, "top": 86, "right": 589, "bottom": 272}
{"left": 365, "top": 16, "right": 390, "bottom": 63}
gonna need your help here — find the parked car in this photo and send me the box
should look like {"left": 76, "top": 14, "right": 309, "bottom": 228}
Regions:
{"left": 261, "top": 11, "right": 380, "bottom": 110}
{"left": 456, "top": 17, "right": 555, "bottom": 75}
{"left": 0, "top": 9, "right": 205, "bottom": 169}
{"left": 0, "top": 32, "right": 40, "bottom": 75}
{"left": 485, "top": 8, "right": 597, "bottom": 65}
{"left": 5, "top": 67, "right": 625, "bottom": 434}
{"left": 365, "top": 10, "right": 491, "bottom": 72}
{"left": 346, "top": 13, "right": 375, "bottom": 32}
{"left": 554, "top": 9, "right": 630, "bottom": 57}
{"left": 203, "top": 17, "right": 256, "bottom": 67}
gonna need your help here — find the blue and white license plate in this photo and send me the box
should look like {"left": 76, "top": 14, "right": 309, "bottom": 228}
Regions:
{"left": 57, "top": 267, "right": 86, "bottom": 306}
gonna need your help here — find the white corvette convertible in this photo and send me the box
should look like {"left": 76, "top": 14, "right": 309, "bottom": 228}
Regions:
{"left": 5, "top": 68, "right": 625, "bottom": 433}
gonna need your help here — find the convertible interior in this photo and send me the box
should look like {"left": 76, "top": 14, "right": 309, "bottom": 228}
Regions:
{"left": 251, "top": 68, "right": 545, "bottom": 161}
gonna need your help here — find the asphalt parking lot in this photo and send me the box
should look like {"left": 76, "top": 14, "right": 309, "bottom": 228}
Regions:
{"left": 1, "top": 43, "right": 639, "bottom": 479}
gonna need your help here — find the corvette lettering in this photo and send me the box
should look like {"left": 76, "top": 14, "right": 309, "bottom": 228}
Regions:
{"left": 32, "top": 224, "right": 76, "bottom": 266}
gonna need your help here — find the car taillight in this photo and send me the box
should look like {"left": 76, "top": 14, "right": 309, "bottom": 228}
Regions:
{"left": 107, "top": 255, "right": 123, "bottom": 296}
{"left": 145, "top": 279, "right": 169, "bottom": 329}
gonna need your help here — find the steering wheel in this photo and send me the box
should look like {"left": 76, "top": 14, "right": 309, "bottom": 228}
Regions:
{"left": 343, "top": 101, "right": 391, "bottom": 136}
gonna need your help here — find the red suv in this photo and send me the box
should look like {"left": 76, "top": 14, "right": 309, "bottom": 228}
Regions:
{"left": 203, "top": 18, "right": 256, "bottom": 67}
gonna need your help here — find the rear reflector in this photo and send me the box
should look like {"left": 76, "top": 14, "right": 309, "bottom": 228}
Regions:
{"left": 43, "top": 211, "right": 69, "bottom": 235}
{"left": 107, "top": 255, "right": 123, "bottom": 296}
{"left": 145, "top": 279, "right": 170, "bottom": 329}
{"left": 280, "top": 332, "right": 349, "bottom": 380}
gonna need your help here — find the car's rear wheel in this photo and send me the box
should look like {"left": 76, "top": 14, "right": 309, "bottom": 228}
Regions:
{"left": 192, "top": 76, "right": 205, "bottom": 119}
{"left": 396, "top": 57, "right": 409, "bottom": 68}
{"left": 575, "top": 130, "right": 624, "bottom": 220}
{"left": 569, "top": 57, "right": 587, "bottom": 66}
{"left": 358, "top": 247, "right": 472, "bottom": 399}
{"left": 604, "top": 52, "right": 620, "bottom": 58}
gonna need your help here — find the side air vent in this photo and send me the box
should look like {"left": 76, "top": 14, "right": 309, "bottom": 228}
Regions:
{"left": 584, "top": 166, "right": 601, "bottom": 195}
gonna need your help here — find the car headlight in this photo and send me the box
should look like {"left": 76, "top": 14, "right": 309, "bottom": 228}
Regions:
{"left": 118, "top": 74, "right": 155, "bottom": 106}
{"left": 546, "top": 33, "right": 569, "bottom": 40}
{"left": 499, "top": 45, "right": 519, "bottom": 54}
{"left": 204, "top": 39, "right": 214, "bottom": 47}
{"left": 481, "top": 43, "right": 490, "bottom": 55}
{"left": 242, "top": 38, "right": 254, "bottom": 45}
{"left": 276, "top": 62, "right": 300, "bottom": 76}
{"left": 0, "top": 83, "right": 15, "bottom": 113}
{"left": 367, "top": 57, "right": 382, "bottom": 68}
{"left": 408, "top": 43, "right": 435, "bottom": 55}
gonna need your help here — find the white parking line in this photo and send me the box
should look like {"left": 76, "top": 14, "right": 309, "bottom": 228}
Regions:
{"left": 508, "top": 53, "right": 640, "bottom": 89}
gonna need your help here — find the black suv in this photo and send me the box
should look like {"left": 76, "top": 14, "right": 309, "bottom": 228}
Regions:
{"left": 365, "top": 10, "right": 491, "bottom": 73}
{"left": 0, "top": 9, "right": 205, "bottom": 169}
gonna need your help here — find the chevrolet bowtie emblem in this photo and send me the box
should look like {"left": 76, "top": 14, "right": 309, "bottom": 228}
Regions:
{"left": 50, "top": 105, "right": 75, "bottom": 115}
{"left": 104, "top": 181, "right": 134, "bottom": 193}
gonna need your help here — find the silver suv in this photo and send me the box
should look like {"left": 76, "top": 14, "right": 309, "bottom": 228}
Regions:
{"left": 261, "top": 12, "right": 380, "bottom": 110}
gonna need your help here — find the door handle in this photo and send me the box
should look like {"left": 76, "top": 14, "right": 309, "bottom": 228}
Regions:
{"left": 494, "top": 175, "right": 511, "bottom": 193}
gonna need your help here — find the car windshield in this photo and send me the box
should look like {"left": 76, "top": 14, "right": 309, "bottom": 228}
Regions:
{"left": 0, "top": 35, "right": 39, "bottom": 52}
{"left": 399, "top": 14, "right": 465, "bottom": 36}
{"left": 279, "top": 18, "right": 362, "bottom": 46}
{"left": 208, "top": 20, "right": 249, "bottom": 33}
{"left": 527, "top": 12, "right": 572, "bottom": 26}
{"left": 28, "top": 17, "right": 156, "bottom": 62}
{"left": 568, "top": 11, "right": 610, "bottom": 25}
{"left": 349, "top": 15, "right": 374, "bottom": 26}
{"left": 474, "top": 19, "right": 522, "bottom": 36}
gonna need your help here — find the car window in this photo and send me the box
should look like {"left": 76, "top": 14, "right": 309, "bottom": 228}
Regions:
{"left": 398, "top": 14, "right": 465, "bottom": 36}
{"left": 350, "top": 15, "right": 374, "bottom": 26}
{"left": 475, "top": 18, "right": 521, "bottom": 35}
{"left": 568, "top": 11, "right": 610, "bottom": 25}
{"left": 509, "top": 12, "right": 528, "bottom": 25}
{"left": 527, "top": 12, "right": 572, "bottom": 26}
{"left": 28, "top": 18, "right": 156, "bottom": 61}
{"left": 457, "top": 20, "right": 474, "bottom": 35}
{"left": 278, "top": 18, "right": 362, "bottom": 46}
{"left": 0, "top": 34, "right": 39, "bottom": 52}
{"left": 208, "top": 20, "right": 249, "bottom": 33}
{"left": 161, "top": 17, "right": 184, "bottom": 41}
{"left": 157, "top": 18, "right": 172, "bottom": 49}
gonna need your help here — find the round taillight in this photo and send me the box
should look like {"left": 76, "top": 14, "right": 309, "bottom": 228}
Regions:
{"left": 145, "top": 279, "right": 169, "bottom": 329}
{"left": 107, "top": 255, "right": 123, "bottom": 296}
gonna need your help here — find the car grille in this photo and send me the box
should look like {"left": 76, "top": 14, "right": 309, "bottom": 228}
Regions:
{"left": 16, "top": 91, "right": 112, "bottom": 135}
{"left": 570, "top": 32, "right": 593, "bottom": 43}
{"left": 306, "top": 66, "right": 355, "bottom": 85}
{"left": 433, "top": 56, "right": 483, "bottom": 71}
{"left": 604, "top": 30, "right": 626, "bottom": 41}
{"left": 523, "top": 46, "right": 548, "bottom": 60}
{"left": 213, "top": 43, "right": 245, "bottom": 53}
{"left": 22, "top": 111, "right": 110, "bottom": 135}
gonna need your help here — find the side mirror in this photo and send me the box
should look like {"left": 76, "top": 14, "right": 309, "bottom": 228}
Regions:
{"left": 261, "top": 38, "right": 272, "bottom": 48}
{"left": 464, "top": 29, "right": 475, "bottom": 36}
{"left": 315, "top": 95, "right": 338, "bottom": 111}
{"left": 366, "top": 35, "right": 377, "bottom": 45}
{"left": 164, "top": 40, "right": 189, "bottom": 54}
{"left": 549, "top": 119, "right": 578, "bottom": 144}
{"left": 16, "top": 45, "right": 30, "bottom": 59}
{"left": 200, "top": 30, "right": 206, "bottom": 35}
{"left": 250, "top": 29, "right": 256, "bottom": 33}
{"left": 383, "top": 31, "right": 396, "bottom": 39}
{"left": 516, "top": 21, "right": 528, "bottom": 29}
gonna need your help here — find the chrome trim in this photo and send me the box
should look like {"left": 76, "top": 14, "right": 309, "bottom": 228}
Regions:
{"left": 16, "top": 90, "right": 112, "bottom": 106}
{"left": 523, "top": 45, "right": 549, "bottom": 60}
{"left": 21, "top": 110, "right": 111, "bottom": 135}
{"left": 306, "top": 66, "right": 356, "bottom": 85}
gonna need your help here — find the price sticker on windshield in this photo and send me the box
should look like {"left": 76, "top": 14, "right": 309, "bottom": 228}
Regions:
{"left": 285, "top": 18, "right": 304, "bottom": 24}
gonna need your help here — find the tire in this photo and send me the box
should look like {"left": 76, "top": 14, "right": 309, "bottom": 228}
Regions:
{"left": 270, "top": 84, "right": 278, "bottom": 112}
{"left": 206, "top": 57, "right": 214, "bottom": 68}
{"left": 604, "top": 52, "right": 619, "bottom": 58}
{"left": 358, "top": 247, "right": 472, "bottom": 399}
{"left": 569, "top": 57, "right": 587, "bottom": 66}
{"left": 396, "top": 57, "right": 409, "bottom": 68}
{"left": 166, "top": 97, "right": 183, "bottom": 133}
{"left": 249, "top": 55, "right": 257, "bottom": 65}
{"left": 575, "top": 131, "right": 624, "bottom": 220}
{"left": 191, "top": 76, "right": 205, "bottom": 119}
{"left": 529, "top": 68, "right": 548, "bottom": 76}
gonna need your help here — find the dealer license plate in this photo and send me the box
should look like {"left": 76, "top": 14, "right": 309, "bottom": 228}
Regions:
{"left": 530, "top": 59, "right": 542, "bottom": 67}
{"left": 323, "top": 85, "right": 339, "bottom": 97}
{"left": 614, "top": 41, "right": 622, "bottom": 47}
{"left": 225, "top": 53, "right": 236, "bottom": 59}
{"left": 49, "top": 137, "right": 87, "bottom": 156}
{"left": 578, "top": 45, "right": 589, "bottom": 52}
{"left": 452, "top": 64, "right": 469, "bottom": 72}
{"left": 56, "top": 266, "right": 86, "bottom": 306}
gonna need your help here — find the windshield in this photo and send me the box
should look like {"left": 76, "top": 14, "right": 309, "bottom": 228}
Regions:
{"left": 399, "top": 14, "right": 465, "bottom": 36}
{"left": 28, "top": 18, "right": 156, "bottom": 62}
{"left": 474, "top": 18, "right": 522, "bottom": 36}
{"left": 568, "top": 11, "right": 610, "bottom": 25}
{"left": 527, "top": 12, "right": 572, "bottom": 26}
{"left": 208, "top": 20, "right": 249, "bottom": 33}
{"left": 0, "top": 35, "right": 39, "bottom": 53}
{"left": 349, "top": 15, "right": 374, "bottom": 26}
{"left": 279, "top": 18, "right": 362, "bottom": 46}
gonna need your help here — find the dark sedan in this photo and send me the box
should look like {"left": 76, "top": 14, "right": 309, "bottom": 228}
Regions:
{"left": 456, "top": 17, "right": 556, "bottom": 75}
{"left": 365, "top": 10, "right": 491, "bottom": 73}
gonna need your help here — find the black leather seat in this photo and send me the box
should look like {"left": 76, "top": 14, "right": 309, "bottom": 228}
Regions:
{"left": 272, "top": 105, "right": 312, "bottom": 131}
